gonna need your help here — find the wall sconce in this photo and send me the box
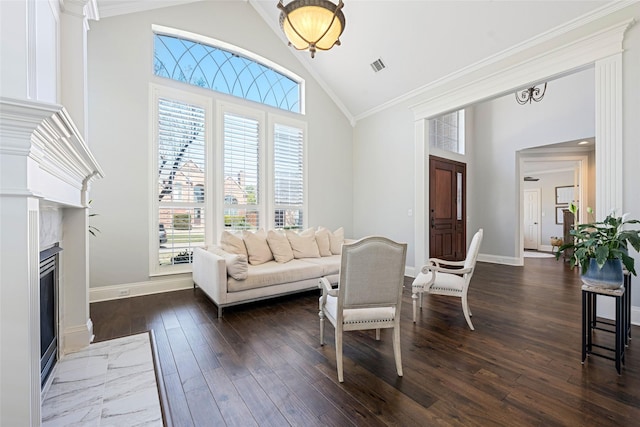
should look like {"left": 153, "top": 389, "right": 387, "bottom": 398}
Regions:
{"left": 516, "top": 83, "right": 547, "bottom": 105}
{"left": 278, "top": 0, "right": 346, "bottom": 58}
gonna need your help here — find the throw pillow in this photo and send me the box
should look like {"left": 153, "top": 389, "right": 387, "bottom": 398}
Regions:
{"left": 220, "top": 231, "right": 248, "bottom": 257}
{"left": 208, "top": 246, "right": 248, "bottom": 280}
{"left": 315, "top": 227, "right": 332, "bottom": 256}
{"left": 286, "top": 227, "right": 320, "bottom": 259}
{"left": 267, "top": 230, "right": 295, "bottom": 263}
{"left": 317, "top": 226, "right": 344, "bottom": 255}
{"left": 242, "top": 229, "right": 274, "bottom": 265}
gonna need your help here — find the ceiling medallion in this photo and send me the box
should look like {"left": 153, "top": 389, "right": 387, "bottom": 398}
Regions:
{"left": 277, "top": 0, "right": 346, "bottom": 58}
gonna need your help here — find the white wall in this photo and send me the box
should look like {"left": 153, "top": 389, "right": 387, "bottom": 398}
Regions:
{"left": 87, "top": 1, "right": 353, "bottom": 289}
{"left": 353, "top": 101, "right": 417, "bottom": 265}
{"left": 353, "top": 66, "right": 595, "bottom": 268}
{"left": 468, "top": 67, "right": 595, "bottom": 257}
{"left": 523, "top": 171, "right": 574, "bottom": 246}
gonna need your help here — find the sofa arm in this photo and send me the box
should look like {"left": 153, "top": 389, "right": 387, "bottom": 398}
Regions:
{"left": 193, "top": 247, "right": 228, "bottom": 305}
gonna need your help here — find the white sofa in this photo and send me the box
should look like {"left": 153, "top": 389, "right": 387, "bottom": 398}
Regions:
{"left": 193, "top": 227, "right": 348, "bottom": 317}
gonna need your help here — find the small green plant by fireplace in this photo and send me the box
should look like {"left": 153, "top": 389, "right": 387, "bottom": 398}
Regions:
{"left": 89, "top": 199, "right": 100, "bottom": 236}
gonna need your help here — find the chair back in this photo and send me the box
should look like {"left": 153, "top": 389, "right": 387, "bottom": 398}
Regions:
{"left": 338, "top": 236, "right": 407, "bottom": 309}
{"left": 463, "top": 229, "right": 484, "bottom": 271}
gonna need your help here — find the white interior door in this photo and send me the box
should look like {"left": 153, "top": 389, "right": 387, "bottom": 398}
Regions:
{"left": 523, "top": 189, "right": 540, "bottom": 250}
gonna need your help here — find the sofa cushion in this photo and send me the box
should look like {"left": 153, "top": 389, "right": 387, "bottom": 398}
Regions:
{"left": 318, "top": 226, "right": 345, "bottom": 255}
{"left": 315, "top": 227, "right": 332, "bottom": 257}
{"left": 267, "top": 230, "right": 295, "bottom": 263}
{"left": 298, "top": 255, "right": 341, "bottom": 276}
{"left": 207, "top": 246, "right": 248, "bottom": 280}
{"left": 227, "top": 259, "right": 324, "bottom": 292}
{"left": 242, "top": 229, "right": 274, "bottom": 265}
{"left": 286, "top": 228, "right": 320, "bottom": 259}
{"left": 220, "top": 231, "right": 248, "bottom": 258}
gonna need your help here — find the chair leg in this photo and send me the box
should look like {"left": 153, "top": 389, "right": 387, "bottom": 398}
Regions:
{"left": 412, "top": 291, "right": 418, "bottom": 323}
{"left": 462, "top": 294, "right": 474, "bottom": 331}
{"left": 335, "top": 326, "right": 344, "bottom": 382}
{"left": 393, "top": 325, "right": 403, "bottom": 377}
{"left": 319, "top": 311, "right": 325, "bottom": 345}
{"left": 375, "top": 328, "right": 381, "bottom": 340}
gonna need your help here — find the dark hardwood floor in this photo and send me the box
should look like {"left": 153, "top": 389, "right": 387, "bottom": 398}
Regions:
{"left": 91, "top": 257, "right": 640, "bottom": 426}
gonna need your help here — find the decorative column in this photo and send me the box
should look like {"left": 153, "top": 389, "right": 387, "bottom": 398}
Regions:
{"left": 594, "top": 53, "right": 623, "bottom": 218}
{"left": 594, "top": 53, "right": 624, "bottom": 321}
{"left": 60, "top": 0, "right": 94, "bottom": 140}
{"left": 0, "top": 102, "right": 51, "bottom": 426}
{"left": 413, "top": 119, "right": 428, "bottom": 270}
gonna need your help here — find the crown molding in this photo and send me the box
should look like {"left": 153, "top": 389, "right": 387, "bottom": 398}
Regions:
{"left": 96, "top": 0, "right": 201, "bottom": 18}
{"left": 355, "top": 1, "right": 636, "bottom": 122}
{"left": 0, "top": 97, "right": 104, "bottom": 200}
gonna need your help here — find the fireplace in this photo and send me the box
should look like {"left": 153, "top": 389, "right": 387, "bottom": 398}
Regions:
{"left": 40, "top": 244, "right": 62, "bottom": 387}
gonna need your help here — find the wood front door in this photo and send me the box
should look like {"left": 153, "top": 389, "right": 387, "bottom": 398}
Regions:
{"left": 429, "top": 156, "right": 466, "bottom": 261}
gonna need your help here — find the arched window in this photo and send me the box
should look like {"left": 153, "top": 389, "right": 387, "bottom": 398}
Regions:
{"left": 154, "top": 31, "right": 302, "bottom": 113}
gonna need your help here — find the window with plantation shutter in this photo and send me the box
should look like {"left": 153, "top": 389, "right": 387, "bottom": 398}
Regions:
{"left": 274, "top": 123, "right": 304, "bottom": 229}
{"left": 430, "top": 110, "right": 465, "bottom": 154}
{"left": 223, "top": 112, "right": 261, "bottom": 230}
{"left": 157, "top": 97, "right": 206, "bottom": 268}
{"left": 150, "top": 31, "right": 308, "bottom": 276}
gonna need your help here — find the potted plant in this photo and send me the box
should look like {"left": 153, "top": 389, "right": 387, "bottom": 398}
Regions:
{"left": 556, "top": 203, "right": 640, "bottom": 288}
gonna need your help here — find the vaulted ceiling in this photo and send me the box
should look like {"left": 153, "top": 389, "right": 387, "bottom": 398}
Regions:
{"left": 96, "top": 0, "right": 612, "bottom": 122}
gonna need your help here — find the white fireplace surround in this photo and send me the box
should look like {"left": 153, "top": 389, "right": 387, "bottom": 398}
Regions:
{"left": 0, "top": 97, "right": 103, "bottom": 424}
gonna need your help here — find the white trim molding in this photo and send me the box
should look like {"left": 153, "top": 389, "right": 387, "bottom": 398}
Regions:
{"left": 409, "top": 16, "right": 633, "bottom": 271}
{"left": 477, "top": 254, "right": 523, "bottom": 267}
{"left": 89, "top": 276, "right": 195, "bottom": 303}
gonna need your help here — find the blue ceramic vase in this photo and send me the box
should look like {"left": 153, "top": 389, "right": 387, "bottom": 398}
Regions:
{"left": 581, "top": 258, "right": 624, "bottom": 289}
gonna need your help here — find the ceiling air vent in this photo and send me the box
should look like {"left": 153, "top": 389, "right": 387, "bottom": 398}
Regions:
{"left": 370, "top": 58, "right": 386, "bottom": 73}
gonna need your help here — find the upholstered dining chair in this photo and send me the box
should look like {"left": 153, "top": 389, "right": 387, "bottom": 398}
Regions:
{"left": 411, "top": 229, "right": 483, "bottom": 330}
{"left": 318, "top": 236, "right": 407, "bottom": 383}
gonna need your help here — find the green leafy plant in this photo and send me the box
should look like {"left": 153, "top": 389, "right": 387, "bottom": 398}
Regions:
{"left": 88, "top": 199, "right": 100, "bottom": 237}
{"left": 556, "top": 203, "right": 640, "bottom": 275}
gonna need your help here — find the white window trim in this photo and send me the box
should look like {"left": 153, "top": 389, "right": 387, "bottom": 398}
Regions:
{"left": 267, "top": 113, "right": 308, "bottom": 229}
{"left": 149, "top": 87, "right": 307, "bottom": 276}
{"left": 216, "top": 101, "right": 267, "bottom": 231}
{"left": 149, "top": 83, "right": 214, "bottom": 276}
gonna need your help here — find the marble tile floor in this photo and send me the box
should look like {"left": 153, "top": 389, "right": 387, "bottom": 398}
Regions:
{"left": 41, "top": 332, "right": 164, "bottom": 427}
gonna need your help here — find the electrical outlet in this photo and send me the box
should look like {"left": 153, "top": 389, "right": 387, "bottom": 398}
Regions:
{"left": 118, "top": 289, "right": 130, "bottom": 297}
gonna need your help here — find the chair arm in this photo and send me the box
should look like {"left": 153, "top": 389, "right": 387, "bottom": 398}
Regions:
{"left": 318, "top": 277, "right": 338, "bottom": 310}
{"left": 428, "top": 257, "right": 466, "bottom": 268}
{"left": 318, "top": 277, "right": 338, "bottom": 296}
{"left": 421, "top": 264, "right": 472, "bottom": 275}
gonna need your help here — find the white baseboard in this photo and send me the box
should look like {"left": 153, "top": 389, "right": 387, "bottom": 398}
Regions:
{"left": 89, "top": 275, "right": 194, "bottom": 303}
{"left": 62, "top": 319, "right": 93, "bottom": 354}
{"left": 477, "top": 253, "right": 523, "bottom": 266}
{"left": 633, "top": 305, "right": 640, "bottom": 326}
{"left": 538, "top": 244, "right": 554, "bottom": 253}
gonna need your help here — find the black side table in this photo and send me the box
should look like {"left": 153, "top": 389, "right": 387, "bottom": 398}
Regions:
{"left": 582, "top": 283, "right": 626, "bottom": 374}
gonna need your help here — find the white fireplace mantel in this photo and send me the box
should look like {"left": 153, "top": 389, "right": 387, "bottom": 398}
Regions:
{"left": 0, "top": 96, "right": 103, "bottom": 425}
